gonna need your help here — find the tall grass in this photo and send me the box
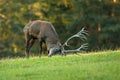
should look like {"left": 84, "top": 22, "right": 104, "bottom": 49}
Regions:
{"left": 0, "top": 50, "right": 120, "bottom": 80}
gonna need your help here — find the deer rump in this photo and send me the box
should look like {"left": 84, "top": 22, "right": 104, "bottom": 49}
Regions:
{"left": 23, "top": 20, "right": 88, "bottom": 58}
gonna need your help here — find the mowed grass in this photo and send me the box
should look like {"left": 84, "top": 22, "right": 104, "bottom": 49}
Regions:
{"left": 0, "top": 50, "right": 120, "bottom": 80}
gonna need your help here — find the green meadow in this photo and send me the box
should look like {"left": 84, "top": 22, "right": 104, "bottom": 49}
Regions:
{"left": 0, "top": 50, "right": 120, "bottom": 80}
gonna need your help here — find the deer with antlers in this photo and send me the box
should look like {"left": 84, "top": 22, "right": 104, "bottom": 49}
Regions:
{"left": 23, "top": 20, "right": 88, "bottom": 58}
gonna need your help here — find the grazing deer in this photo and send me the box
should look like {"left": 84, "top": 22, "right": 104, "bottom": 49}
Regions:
{"left": 23, "top": 20, "right": 88, "bottom": 58}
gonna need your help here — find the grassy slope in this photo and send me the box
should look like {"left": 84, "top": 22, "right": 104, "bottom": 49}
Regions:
{"left": 0, "top": 50, "right": 120, "bottom": 80}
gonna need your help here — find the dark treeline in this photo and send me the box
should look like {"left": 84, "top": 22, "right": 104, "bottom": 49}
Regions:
{"left": 0, "top": 0, "right": 120, "bottom": 58}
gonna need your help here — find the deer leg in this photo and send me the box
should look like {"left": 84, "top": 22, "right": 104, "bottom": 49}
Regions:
{"left": 25, "top": 38, "right": 35, "bottom": 58}
{"left": 25, "top": 38, "right": 30, "bottom": 58}
{"left": 39, "top": 41, "right": 43, "bottom": 57}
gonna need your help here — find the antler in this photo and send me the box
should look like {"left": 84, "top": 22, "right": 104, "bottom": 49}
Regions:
{"left": 62, "top": 27, "right": 88, "bottom": 54}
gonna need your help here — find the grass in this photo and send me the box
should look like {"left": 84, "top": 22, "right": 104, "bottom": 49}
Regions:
{"left": 0, "top": 50, "right": 120, "bottom": 80}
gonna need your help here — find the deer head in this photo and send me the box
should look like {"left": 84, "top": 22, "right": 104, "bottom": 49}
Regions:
{"left": 48, "top": 27, "right": 88, "bottom": 57}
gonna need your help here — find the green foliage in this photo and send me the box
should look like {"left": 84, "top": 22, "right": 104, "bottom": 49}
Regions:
{"left": 0, "top": 0, "right": 120, "bottom": 57}
{"left": 0, "top": 51, "right": 120, "bottom": 80}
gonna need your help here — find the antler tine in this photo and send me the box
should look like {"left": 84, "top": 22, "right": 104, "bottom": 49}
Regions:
{"left": 76, "top": 33, "right": 88, "bottom": 41}
{"left": 78, "top": 28, "right": 88, "bottom": 35}
{"left": 77, "top": 43, "right": 88, "bottom": 50}
{"left": 78, "top": 34, "right": 87, "bottom": 41}
{"left": 78, "top": 28, "right": 89, "bottom": 36}
{"left": 81, "top": 31, "right": 89, "bottom": 36}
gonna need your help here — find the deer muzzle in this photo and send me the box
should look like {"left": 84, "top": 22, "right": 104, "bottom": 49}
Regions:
{"left": 48, "top": 47, "right": 61, "bottom": 57}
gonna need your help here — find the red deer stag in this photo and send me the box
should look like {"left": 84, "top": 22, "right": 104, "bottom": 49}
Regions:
{"left": 23, "top": 20, "right": 88, "bottom": 58}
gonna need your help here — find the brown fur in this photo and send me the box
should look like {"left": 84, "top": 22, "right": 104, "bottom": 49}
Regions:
{"left": 23, "top": 20, "right": 61, "bottom": 58}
